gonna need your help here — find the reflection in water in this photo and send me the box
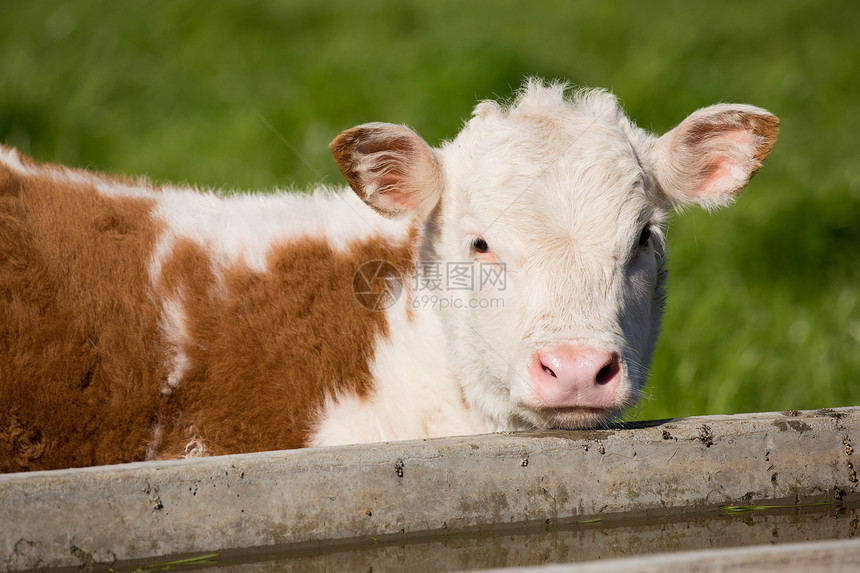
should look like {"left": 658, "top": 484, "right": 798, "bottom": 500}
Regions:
{"left": 129, "top": 498, "right": 859, "bottom": 573}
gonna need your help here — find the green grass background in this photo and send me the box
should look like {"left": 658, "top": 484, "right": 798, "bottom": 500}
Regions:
{"left": 2, "top": 1, "right": 858, "bottom": 420}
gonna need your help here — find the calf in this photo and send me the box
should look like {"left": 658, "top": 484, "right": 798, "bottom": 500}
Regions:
{"left": 0, "top": 80, "right": 778, "bottom": 472}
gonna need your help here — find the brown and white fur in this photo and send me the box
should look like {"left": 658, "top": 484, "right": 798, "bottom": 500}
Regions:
{"left": 0, "top": 80, "right": 777, "bottom": 472}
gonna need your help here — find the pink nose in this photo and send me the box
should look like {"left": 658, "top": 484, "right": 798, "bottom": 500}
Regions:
{"left": 529, "top": 345, "right": 622, "bottom": 409}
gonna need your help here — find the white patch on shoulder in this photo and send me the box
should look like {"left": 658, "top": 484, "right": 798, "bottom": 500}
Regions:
{"left": 183, "top": 436, "right": 209, "bottom": 458}
{"left": 307, "top": 298, "right": 488, "bottom": 447}
{"left": 145, "top": 186, "right": 414, "bottom": 310}
{"left": 150, "top": 187, "right": 411, "bottom": 272}
{"left": 157, "top": 296, "right": 190, "bottom": 393}
{"left": 144, "top": 423, "right": 164, "bottom": 461}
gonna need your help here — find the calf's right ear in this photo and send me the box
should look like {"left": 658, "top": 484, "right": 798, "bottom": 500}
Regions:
{"left": 330, "top": 122, "right": 444, "bottom": 219}
{"left": 650, "top": 104, "right": 779, "bottom": 211}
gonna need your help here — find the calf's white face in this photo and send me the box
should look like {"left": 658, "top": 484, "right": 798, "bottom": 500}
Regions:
{"left": 332, "top": 81, "right": 778, "bottom": 431}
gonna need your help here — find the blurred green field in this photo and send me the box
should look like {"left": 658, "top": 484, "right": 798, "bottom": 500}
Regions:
{"left": 2, "top": 1, "right": 858, "bottom": 421}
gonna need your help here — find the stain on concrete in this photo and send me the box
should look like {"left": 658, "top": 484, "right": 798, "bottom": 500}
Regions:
{"left": 698, "top": 425, "right": 714, "bottom": 448}
{"left": 817, "top": 408, "right": 846, "bottom": 419}
{"left": 773, "top": 420, "right": 813, "bottom": 433}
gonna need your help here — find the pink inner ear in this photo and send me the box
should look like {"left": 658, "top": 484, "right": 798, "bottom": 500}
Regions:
{"left": 696, "top": 160, "right": 738, "bottom": 197}
{"left": 331, "top": 122, "right": 443, "bottom": 218}
{"left": 722, "top": 127, "right": 757, "bottom": 146}
{"left": 377, "top": 173, "right": 418, "bottom": 210}
{"left": 359, "top": 137, "right": 422, "bottom": 212}
{"left": 691, "top": 127, "right": 758, "bottom": 197}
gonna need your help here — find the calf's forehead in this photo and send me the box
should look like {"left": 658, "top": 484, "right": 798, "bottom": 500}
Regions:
{"left": 447, "top": 115, "right": 656, "bottom": 249}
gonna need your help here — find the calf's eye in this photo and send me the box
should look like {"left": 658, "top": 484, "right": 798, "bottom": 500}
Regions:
{"left": 472, "top": 237, "right": 489, "bottom": 254}
{"left": 638, "top": 226, "right": 652, "bottom": 248}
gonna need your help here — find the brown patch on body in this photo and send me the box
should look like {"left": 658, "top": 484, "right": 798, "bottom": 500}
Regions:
{"left": 0, "top": 153, "right": 164, "bottom": 472}
{"left": 156, "top": 232, "right": 416, "bottom": 456}
{"left": 0, "top": 145, "right": 420, "bottom": 470}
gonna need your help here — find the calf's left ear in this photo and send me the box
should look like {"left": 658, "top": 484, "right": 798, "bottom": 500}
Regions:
{"left": 650, "top": 104, "right": 779, "bottom": 210}
{"left": 330, "top": 122, "right": 444, "bottom": 219}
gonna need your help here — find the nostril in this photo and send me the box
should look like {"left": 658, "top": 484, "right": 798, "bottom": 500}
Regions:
{"left": 595, "top": 365, "right": 612, "bottom": 385}
{"left": 531, "top": 346, "right": 622, "bottom": 409}
{"left": 595, "top": 354, "right": 621, "bottom": 385}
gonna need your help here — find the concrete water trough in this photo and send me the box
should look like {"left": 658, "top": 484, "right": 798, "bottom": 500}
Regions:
{"left": 2, "top": 407, "right": 858, "bottom": 571}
